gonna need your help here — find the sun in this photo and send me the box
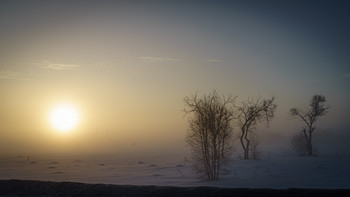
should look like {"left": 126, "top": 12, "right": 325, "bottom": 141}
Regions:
{"left": 49, "top": 104, "right": 80, "bottom": 132}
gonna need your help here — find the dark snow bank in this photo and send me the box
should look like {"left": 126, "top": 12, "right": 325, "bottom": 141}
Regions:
{"left": 1, "top": 179, "right": 350, "bottom": 197}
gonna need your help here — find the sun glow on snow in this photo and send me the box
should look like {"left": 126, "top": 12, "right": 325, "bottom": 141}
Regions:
{"left": 49, "top": 104, "right": 80, "bottom": 132}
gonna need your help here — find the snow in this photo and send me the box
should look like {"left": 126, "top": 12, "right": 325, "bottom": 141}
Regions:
{"left": 1, "top": 153, "right": 349, "bottom": 188}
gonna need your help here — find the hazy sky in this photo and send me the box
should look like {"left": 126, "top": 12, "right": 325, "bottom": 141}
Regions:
{"left": 0, "top": 1, "right": 349, "bottom": 155}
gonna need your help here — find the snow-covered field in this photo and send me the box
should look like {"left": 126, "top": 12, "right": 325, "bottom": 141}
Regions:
{"left": 1, "top": 153, "right": 349, "bottom": 188}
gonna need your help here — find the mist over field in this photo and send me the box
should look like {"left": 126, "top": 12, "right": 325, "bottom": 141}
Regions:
{"left": 0, "top": 0, "right": 349, "bottom": 192}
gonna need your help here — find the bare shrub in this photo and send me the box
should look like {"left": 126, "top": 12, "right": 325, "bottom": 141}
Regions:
{"left": 291, "top": 132, "right": 308, "bottom": 156}
{"left": 183, "top": 90, "right": 235, "bottom": 181}
{"left": 250, "top": 132, "right": 261, "bottom": 160}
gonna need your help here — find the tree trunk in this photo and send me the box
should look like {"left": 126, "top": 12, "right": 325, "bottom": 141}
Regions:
{"left": 244, "top": 140, "right": 250, "bottom": 159}
{"left": 307, "top": 131, "right": 313, "bottom": 156}
{"left": 240, "top": 129, "right": 250, "bottom": 159}
{"left": 244, "top": 148, "right": 249, "bottom": 159}
{"left": 243, "top": 129, "right": 250, "bottom": 159}
{"left": 241, "top": 138, "right": 250, "bottom": 159}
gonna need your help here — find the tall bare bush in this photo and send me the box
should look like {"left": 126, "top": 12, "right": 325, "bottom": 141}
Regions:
{"left": 184, "top": 91, "right": 235, "bottom": 181}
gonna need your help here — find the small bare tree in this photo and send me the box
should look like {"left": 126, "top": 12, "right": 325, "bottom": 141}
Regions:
{"left": 235, "top": 96, "right": 277, "bottom": 159}
{"left": 250, "top": 132, "right": 261, "bottom": 160}
{"left": 291, "top": 131, "right": 308, "bottom": 156}
{"left": 290, "top": 95, "right": 329, "bottom": 156}
{"left": 184, "top": 91, "right": 235, "bottom": 181}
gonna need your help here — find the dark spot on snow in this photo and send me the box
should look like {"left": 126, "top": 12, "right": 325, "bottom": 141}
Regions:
{"left": 149, "top": 164, "right": 158, "bottom": 167}
{"left": 176, "top": 164, "right": 184, "bottom": 167}
{"left": 53, "top": 171, "right": 64, "bottom": 174}
{"left": 138, "top": 161, "right": 145, "bottom": 164}
{"left": 152, "top": 174, "right": 162, "bottom": 177}
{"left": 48, "top": 166, "right": 56, "bottom": 169}
{"left": 30, "top": 161, "right": 36, "bottom": 164}
{"left": 99, "top": 163, "right": 105, "bottom": 166}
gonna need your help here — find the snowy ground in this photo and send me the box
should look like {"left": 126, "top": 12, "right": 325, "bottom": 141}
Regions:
{"left": 1, "top": 153, "right": 349, "bottom": 188}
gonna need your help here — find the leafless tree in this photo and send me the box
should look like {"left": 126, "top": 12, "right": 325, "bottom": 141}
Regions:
{"left": 235, "top": 96, "right": 277, "bottom": 159}
{"left": 183, "top": 90, "right": 235, "bottom": 181}
{"left": 290, "top": 95, "right": 329, "bottom": 156}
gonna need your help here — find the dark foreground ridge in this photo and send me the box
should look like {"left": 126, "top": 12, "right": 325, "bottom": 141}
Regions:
{"left": 1, "top": 180, "right": 349, "bottom": 197}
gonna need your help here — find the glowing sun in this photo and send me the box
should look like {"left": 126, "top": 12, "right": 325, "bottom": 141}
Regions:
{"left": 49, "top": 104, "right": 80, "bottom": 132}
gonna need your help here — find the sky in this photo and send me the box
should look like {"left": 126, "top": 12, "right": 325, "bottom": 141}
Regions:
{"left": 0, "top": 0, "right": 349, "bottom": 156}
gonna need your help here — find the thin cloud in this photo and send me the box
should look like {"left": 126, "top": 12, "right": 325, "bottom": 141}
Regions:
{"left": 345, "top": 74, "right": 350, "bottom": 78}
{"left": 0, "top": 70, "right": 28, "bottom": 80}
{"left": 35, "top": 60, "right": 79, "bottom": 70}
{"left": 205, "top": 59, "right": 223, "bottom": 63}
{"left": 138, "top": 56, "right": 182, "bottom": 63}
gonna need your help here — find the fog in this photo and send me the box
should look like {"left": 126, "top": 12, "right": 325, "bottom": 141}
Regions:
{"left": 0, "top": 1, "right": 349, "bottom": 157}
